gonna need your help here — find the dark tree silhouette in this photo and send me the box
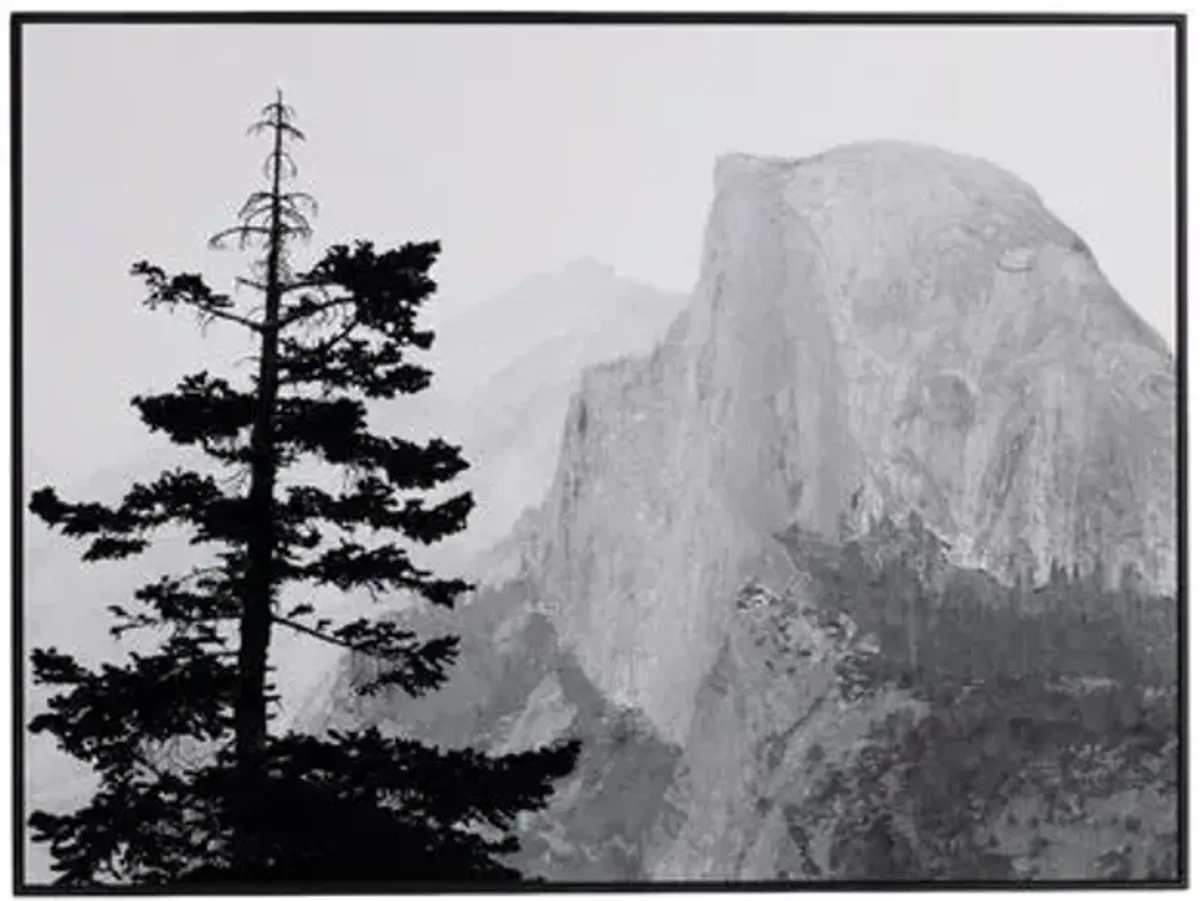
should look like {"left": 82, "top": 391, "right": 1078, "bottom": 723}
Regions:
{"left": 27, "top": 92, "right": 579, "bottom": 887}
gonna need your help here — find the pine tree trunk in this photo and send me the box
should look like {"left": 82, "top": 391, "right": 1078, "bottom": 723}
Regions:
{"left": 234, "top": 93, "right": 287, "bottom": 874}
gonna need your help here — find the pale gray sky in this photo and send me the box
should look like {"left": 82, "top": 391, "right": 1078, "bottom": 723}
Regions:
{"left": 23, "top": 23, "right": 1177, "bottom": 488}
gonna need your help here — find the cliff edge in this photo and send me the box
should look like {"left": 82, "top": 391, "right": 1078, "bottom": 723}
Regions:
{"left": 525, "top": 141, "right": 1175, "bottom": 746}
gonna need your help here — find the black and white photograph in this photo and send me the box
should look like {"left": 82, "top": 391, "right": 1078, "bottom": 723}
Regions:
{"left": 14, "top": 13, "right": 1184, "bottom": 889}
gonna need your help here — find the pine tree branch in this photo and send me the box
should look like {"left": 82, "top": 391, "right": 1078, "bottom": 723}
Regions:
{"left": 311, "top": 312, "right": 360, "bottom": 356}
{"left": 277, "top": 329, "right": 433, "bottom": 399}
{"left": 134, "top": 375, "right": 256, "bottom": 452}
{"left": 270, "top": 615, "right": 361, "bottom": 653}
{"left": 133, "top": 263, "right": 264, "bottom": 334}
{"left": 277, "top": 312, "right": 360, "bottom": 389}
{"left": 208, "top": 223, "right": 271, "bottom": 248}
{"left": 193, "top": 305, "right": 264, "bottom": 333}
{"left": 269, "top": 613, "right": 450, "bottom": 668}
{"left": 278, "top": 292, "right": 354, "bottom": 330}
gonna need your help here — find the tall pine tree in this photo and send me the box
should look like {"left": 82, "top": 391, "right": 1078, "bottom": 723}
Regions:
{"left": 27, "top": 92, "right": 579, "bottom": 887}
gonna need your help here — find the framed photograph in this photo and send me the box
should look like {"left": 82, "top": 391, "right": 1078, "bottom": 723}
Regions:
{"left": 13, "top": 12, "right": 1184, "bottom": 890}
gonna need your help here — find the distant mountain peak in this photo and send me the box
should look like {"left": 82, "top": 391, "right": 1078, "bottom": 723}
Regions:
{"left": 559, "top": 256, "right": 615, "bottom": 280}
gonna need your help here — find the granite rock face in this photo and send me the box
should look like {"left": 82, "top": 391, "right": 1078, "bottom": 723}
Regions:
{"left": 411, "top": 258, "right": 687, "bottom": 563}
{"left": 310, "top": 142, "right": 1176, "bottom": 882}
{"left": 641, "top": 552, "right": 926, "bottom": 880}
{"left": 313, "top": 142, "right": 1175, "bottom": 882}
{"left": 312, "top": 577, "right": 681, "bottom": 881}
{"left": 525, "top": 141, "right": 1176, "bottom": 747}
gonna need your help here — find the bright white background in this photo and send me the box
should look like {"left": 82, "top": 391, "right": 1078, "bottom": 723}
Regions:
{"left": 20, "top": 18, "right": 1176, "bottom": 491}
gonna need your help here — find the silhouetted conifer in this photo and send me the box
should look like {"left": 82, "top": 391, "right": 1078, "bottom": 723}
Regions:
{"left": 28, "top": 92, "right": 579, "bottom": 887}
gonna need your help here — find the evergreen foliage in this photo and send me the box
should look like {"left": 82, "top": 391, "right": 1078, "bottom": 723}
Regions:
{"left": 776, "top": 513, "right": 1179, "bottom": 881}
{"left": 781, "top": 513, "right": 1177, "bottom": 696}
{"left": 27, "top": 92, "right": 579, "bottom": 887}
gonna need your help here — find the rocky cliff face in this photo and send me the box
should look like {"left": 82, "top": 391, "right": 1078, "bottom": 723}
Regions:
{"left": 641, "top": 554, "right": 926, "bottom": 880}
{"left": 408, "top": 259, "right": 686, "bottom": 566}
{"left": 300, "top": 141, "right": 1178, "bottom": 882}
{"left": 526, "top": 141, "right": 1175, "bottom": 747}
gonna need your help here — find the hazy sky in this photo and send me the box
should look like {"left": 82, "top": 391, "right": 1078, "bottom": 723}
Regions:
{"left": 23, "top": 23, "right": 1177, "bottom": 488}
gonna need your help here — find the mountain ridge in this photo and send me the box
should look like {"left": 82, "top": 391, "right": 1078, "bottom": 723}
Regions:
{"left": 512, "top": 140, "right": 1175, "bottom": 746}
